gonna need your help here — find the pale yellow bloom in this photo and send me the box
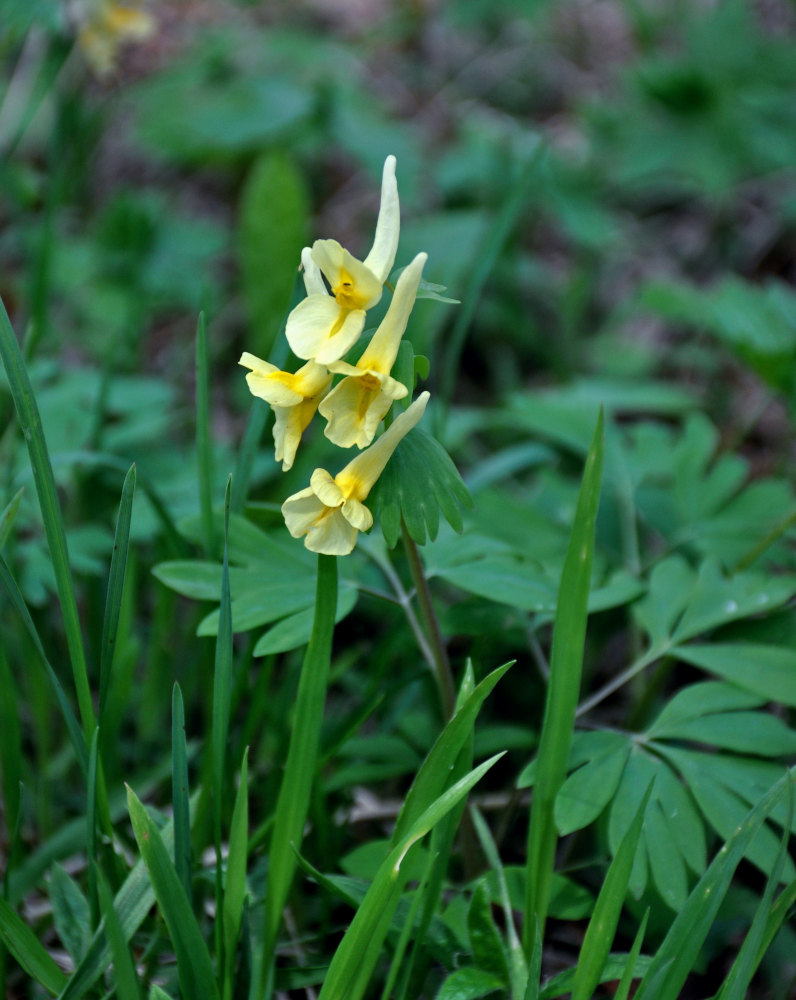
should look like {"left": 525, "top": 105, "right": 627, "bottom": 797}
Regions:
{"left": 286, "top": 156, "right": 400, "bottom": 366}
{"left": 239, "top": 352, "right": 332, "bottom": 472}
{"left": 319, "top": 252, "right": 427, "bottom": 449}
{"left": 282, "top": 392, "right": 430, "bottom": 555}
{"left": 77, "top": 1, "right": 154, "bottom": 77}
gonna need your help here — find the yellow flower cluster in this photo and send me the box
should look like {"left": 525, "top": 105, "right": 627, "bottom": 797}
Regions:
{"left": 76, "top": 0, "right": 154, "bottom": 77}
{"left": 240, "top": 156, "right": 430, "bottom": 556}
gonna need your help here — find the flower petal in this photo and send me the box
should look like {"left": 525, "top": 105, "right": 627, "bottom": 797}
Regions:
{"left": 319, "top": 374, "right": 395, "bottom": 450}
{"left": 272, "top": 406, "right": 304, "bottom": 471}
{"left": 245, "top": 372, "right": 303, "bottom": 407}
{"left": 304, "top": 507, "right": 359, "bottom": 556}
{"left": 239, "top": 351, "right": 277, "bottom": 378}
{"left": 342, "top": 497, "right": 374, "bottom": 532}
{"left": 282, "top": 487, "right": 326, "bottom": 537}
{"left": 311, "top": 240, "right": 383, "bottom": 311}
{"left": 314, "top": 310, "right": 368, "bottom": 366}
{"left": 363, "top": 156, "right": 400, "bottom": 283}
{"left": 286, "top": 295, "right": 362, "bottom": 362}
{"left": 301, "top": 246, "right": 328, "bottom": 297}
{"left": 359, "top": 252, "right": 427, "bottom": 373}
{"left": 310, "top": 468, "right": 345, "bottom": 508}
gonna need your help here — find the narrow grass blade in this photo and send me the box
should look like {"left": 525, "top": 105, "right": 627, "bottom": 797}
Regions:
{"left": 126, "top": 785, "right": 219, "bottom": 1000}
{"left": 0, "top": 294, "right": 94, "bottom": 738}
{"left": 391, "top": 661, "right": 513, "bottom": 845}
{"left": 379, "top": 849, "right": 431, "bottom": 1000}
{"left": 524, "top": 410, "right": 604, "bottom": 948}
{"left": 231, "top": 397, "right": 268, "bottom": 514}
{"left": 634, "top": 767, "right": 795, "bottom": 1000}
{"left": 172, "top": 683, "right": 192, "bottom": 903}
{"left": 223, "top": 749, "right": 249, "bottom": 1000}
{"left": 261, "top": 554, "right": 338, "bottom": 985}
{"left": 470, "top": 807, "right": 526, "bottom": 998}
{"left": 613, "top": 909, "right": 649, "bottom": 1000}
{"left": 318, "top": 753, "right": 505, "bottom": 1000}
{"left": 0, "top": 555, "right": 88, "bottom": 778}
{"left": 0, "top": 650, "right": 22, "bottom": 861}
{"left": 0, "top": 486, "right": 24, "bottom": 550}
{"left": 213, "top": 477, "right": 233, "bottom": 964}
{"left": 196, "top": 312, "right": 216, "bottom": 555}
{"left": 717, "top": 782, "right": 793, "bottom": 1000}
{"left": 95, "top": 867, "right": 140, "bottom": 1000}
{"left": 571, "top": 784, "right": 652, "bottom": 1000}
{"left": 86, "top": 729, "right": 100, "bottom": 930}
{"left": 523, "top": 921, "right": 543, "bottom": 1000}
{"left": 0, "top": 897, "right": 67, "bottom": 994}
{"left": 99, "top": 464, "right": 135, "bottom": 718}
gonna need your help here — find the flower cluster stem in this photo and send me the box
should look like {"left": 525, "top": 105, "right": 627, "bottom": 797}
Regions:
{"left": 401, "top": 523, "right": 456, "bottom": 720}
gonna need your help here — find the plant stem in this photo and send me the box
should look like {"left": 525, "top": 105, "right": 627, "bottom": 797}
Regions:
{"left": 401, "top": 523, "right": 456, "bottom": 720}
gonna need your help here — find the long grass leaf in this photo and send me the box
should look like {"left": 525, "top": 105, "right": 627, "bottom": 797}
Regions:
{"left": 717, "top": 781, "right": 793, "bottom": 1000}
{"left": 86, "top": 729, "right": 100, "bottom": 930}
{"left": 0, "top": 294, "right": 94, "bottom": 738}
{"left": 613, "top": 910, "right": 649, "bottom": 1000}
{"left": 318, "top": 753, "right": 505, "bottom": 1000}
{"left": 524, "top": 409, "right": 604, "bottom": 948}
{"left": 571, "top": 784, "right": 652, "bottom": 1000}
{"left": 95, "top": 867, "right": 140, "bottom": 1000}
{"left": 126, "top": 786, "right": 219, "bottom": 1000}
{"left": 196, "top": 312, "right": 216, "bottom": 555}
{"left": 231, "top": 397, "right": 268, "bottom": 514}
{"left": 260, "top": 553, "right": 337, "bottom": 987}
{"left": 0, "top": 555, "right": 88, "bottom": 778}
{"left": 99, "top": 464, "right": 135, "bottom": 718}
{"left": 223, "top": 749, "right": 249, "bottom": 1000}
{"left": 172, "top": 683, "right": 192, "bottom": 902}
{"left": 0, "top": 486, "right": 24, "bottom": 550}
{"left": 634, "top": 767, "right": 795, "bottom": 1000}
{"left": 0, "top": 897, "right": 67, "bottom": 994}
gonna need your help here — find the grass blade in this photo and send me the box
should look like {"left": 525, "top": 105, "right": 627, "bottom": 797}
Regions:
{"left": 99, "top": 464, "right": 135, "bottom": 719}
{"left": 86, "top": 729, "right": 100, "bottom": 931}
{"left": 95, "top": 867, "right": 140, "bottom": 1000}
{"left": 634, "top": 767, "right": 795, "bottom": 1000}
{"left": 231, "top": 397, "right": 268, "bottom": 514}
{"left": 172, "top": 683, "right": 192, "bottom": 903}
{"left": 524, "top": 409, "right": 604, "bottom": 948}
{"left": 260, "top": 553, "right": 338, "bottom": 993}
{"left": 0, "top": 293, "right": 94, "bottom": 739}
{"left": 126, "top": 785, "right": 219, "bottom": 1000}
{"left": 571, "top": 784, "right": 652, "bottom": 1000}
{"left": 196, "top": 311, "right": 216, "bottom": 555}
{"left": 223, "top": 748, "right": 249, "bottom": 1000}
{"left": 0, "top": 897, "right": 67, "bottom": 995}
{"left": 318, "top": 753, "right": 506, "bottom": 1000}
{"left": 0, "top": 486, "right": 24, "bottom": 550}
{"left": 613, "top": 910, "right": 649, "bottom": 1000}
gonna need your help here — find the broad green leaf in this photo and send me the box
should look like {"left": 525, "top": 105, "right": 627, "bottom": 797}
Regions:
{"left": 518, "top": 730, "right": 626, "bottom": 789}
{"left": 0, "top": 896, "right": 68, "bottom": 994}
{"left": 555, "top": 744, "right": 630, "bottom": 836}
{"left": 645, "top": 797, "right": 689, "bottom": 911}
{"left": 238, "top": 151, "right": 308, "bottom": 359}
{"left": 252, "top": 584, "right": 357, "bottom": 656}
{"left": 467, "top": 882, "right": 509, "bottom": 982}
{"left": 435, "top": 967, "right": 505, "bottom": 1000}
{"left": 647, "top": 681, "right": 763, "bottom": 735}
{"left": 652, "top": 711, "right": 796, "bottom": 756}
{"left": 126, "top": 787, "right": 219, "bottom": 1000}
{"left": 608, "top": 749, "right": 660, "bottom": 897}
{"left": 540, "top": 954, "right": 652, "bottom": 999}
{"left": 653, "top": 764, "right": 706, "bottom": 876}
{"left": 525, "top": 411, "right": 604, "bottom": 947}
{"left": 675, "top": 643, "right": 796, "bottom": 707}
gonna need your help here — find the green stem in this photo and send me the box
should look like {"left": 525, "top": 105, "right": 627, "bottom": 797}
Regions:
{"left": 258, "top": 554, "right": 338, "bottom": 999}
{"left": 401, "top": 523, "right": 456, "bottom": 720}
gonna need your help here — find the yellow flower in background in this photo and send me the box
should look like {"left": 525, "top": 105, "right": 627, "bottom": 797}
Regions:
{"left": 286, "top": 155, "right": 400, "bottom": 366}
{"left": 282, "top": 391, "right": 430, "bottom": 555}
{"left": 239, "top": 352, "right": 332, "bottom": 472}
{"left": 77, "top": 0, "right": 154, "bottom": 77}
{"left": 319, "top": 252, "right": 427, "bottom": 449}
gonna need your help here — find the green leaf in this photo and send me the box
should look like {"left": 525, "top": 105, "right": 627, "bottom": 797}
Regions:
{"left": 96, "top": 867, "right": 141, "bottom": 1000}
{"left": 238, "top": 151, "right": 308, "bottom": 359}
{"left": 196, "top": 312, "right": 216, "bottom": 556}
{"left": 0, "top": 486, "right": 24, "bottom": 550}
{"left": 653, "top": 764, "right": 706, "bottom": 876}
{"left": 525, "top": 409, "right": 604, "bottom": 947}
{"left": 99, "top": 463, "right": 135, "bottom": 718}
{"left": 634, "top": 768, "right": 795, "bottom": 1000}
{"left": 645, "top": 797, "right": 689, "bottom": 911}
{"left": 674, "top": 643, "right": 796, "bottom": 707}
{"left": 49, "top": 864, "right": 90, "bottom": 964}
{"left": 555, "top": 744, "right": 630, "bottom": 836}
{"left": 467, "top": 882, "right": 509, "bottom": 982}
{"left": 223, "top": 749, "right": 249, "bottom": 1000}
{"left": 0, "top": 896, "right": 68, "bottom": 994}
{"left": 369, "top": 428, "right": 473, "bottom": 548}
{"left": 540, "top": 954, "right": 652, "bottom": 1000}
{"left": 171, "top": 683, "right": 192, "bottom": 903}
{"left": 252, "top": 584, "right": 357, "bottom": 656}
{"left": 652, "top": 711, "right": 796, "bottom": 756}
{"left": 126, "top": 787, "right": 219, "bottom": 1000}
{"left": 613, "top": 911, "right": 649, "bottom": 1000}
{"left": 571, "top": 786, "right": 652, "bottom": 1000}
{"left": 647, "top": 681, "right": 764, "bottom": 735}
{"left": 435, "top": 967, "right": 506, "bottom": 1000}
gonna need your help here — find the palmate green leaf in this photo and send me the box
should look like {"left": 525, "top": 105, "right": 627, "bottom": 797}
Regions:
{"left": 674, "top": 643, "right": 796, "bottom": 707}
{"left": 252, "top": 585, "right": 357, "bottom": 655}
{"left": 435, "top": 967, "right": 505, "bottom": 1000}
{"left": 634, "top": 768, "right": 795, "bottom": 1000}
{"left": 126, "top": 786, "right": 219, "bottom": 1000}
{"left": 555, "top": 743, "right": 630, "bottom": 836}
{"left": 0, "top": 897, "right": 67, "bottom": 995}
{"left": 525, "top": 410, "right": 604, "bottom": 947}
{"left": 467, "top": 882, "right": 509, "bottom": 982}
{"left": 369, "top": 428, "right": 473, "bottom": 548}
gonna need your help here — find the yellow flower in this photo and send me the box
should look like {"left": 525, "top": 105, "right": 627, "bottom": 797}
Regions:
{"left": 318, "top": 252, "right": 427, "bottom": 449}
{"left": 239, "top": 352, "right": 332, "bottom": 472}
{"left": 282, "top": 391, "right": 430, "bottom": 556}
{"left": 286, "top": 155, "right": 400, "bottom": 366}
{"left": 77, "top": 1, "right": 154, "bottom": 77}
